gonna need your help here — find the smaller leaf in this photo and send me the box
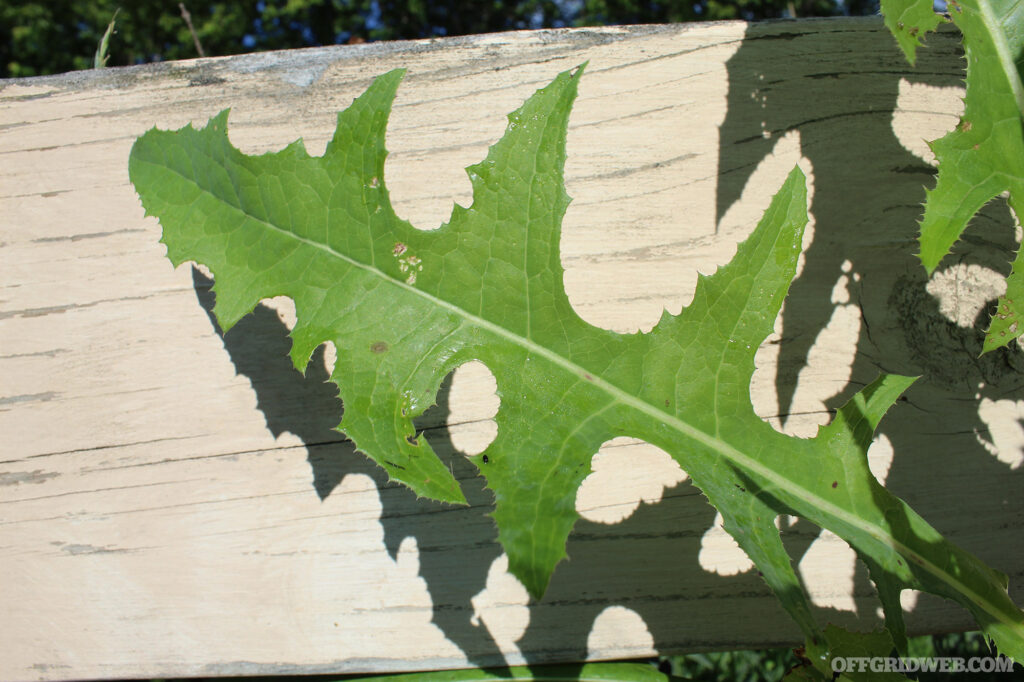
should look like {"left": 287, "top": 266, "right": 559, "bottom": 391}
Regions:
{"left": 93, "top": 9, "right": 119, "bottom": 69}
{"left": 882, "top": 0, "right": 1024, "bottom": 351}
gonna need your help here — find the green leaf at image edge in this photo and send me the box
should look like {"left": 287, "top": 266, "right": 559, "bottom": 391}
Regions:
{"left": 129, "top": 66, "right": 1024, "bottom": 661}
{"left": 882, "top": 0, "right": 1024, "bottom": 352}
{"left": 881, "top": 0, "right": 944, "bottom": 63}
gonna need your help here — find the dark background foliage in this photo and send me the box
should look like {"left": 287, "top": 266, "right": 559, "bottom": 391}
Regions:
{"left": 2, "top": 0, "right": 878, "bottom": 78}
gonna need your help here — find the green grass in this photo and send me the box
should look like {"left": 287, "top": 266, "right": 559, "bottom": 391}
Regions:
{"left": 657, "top": 631, "right": 1021, "bottom": 681}
{"left": 657, "top": 646, "right": 798, "bottom": 681}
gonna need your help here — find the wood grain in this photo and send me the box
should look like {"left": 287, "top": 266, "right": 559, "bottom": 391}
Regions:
{"left": 2, "top": 17, "right": 1023, "bottom": 680}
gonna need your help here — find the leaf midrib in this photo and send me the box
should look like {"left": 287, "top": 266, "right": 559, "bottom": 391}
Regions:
{"left": 146, "top": 150, "right": 1023, "bottom": 635}
{"left": 976, "top": 0, "right": 1024, "bottom": 115}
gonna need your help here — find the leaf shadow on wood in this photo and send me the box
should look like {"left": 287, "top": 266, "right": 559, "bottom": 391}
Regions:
{"left": 189, "top": 263, "right": 835, "bottom": 664}
{"left": 715, "top": 18, "right": 1024, "bottom": 635}
{"left": 191, "top": 267, "right": 510, "bottom": 670}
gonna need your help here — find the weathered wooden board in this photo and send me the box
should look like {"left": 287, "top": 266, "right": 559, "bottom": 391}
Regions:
{"left": 2, "top": 16, "right": 1023, "bottom": 681}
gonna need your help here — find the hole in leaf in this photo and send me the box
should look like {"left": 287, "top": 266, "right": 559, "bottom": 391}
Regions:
{"left": 699, "top": 511, "right": 754, "bottom": 576}
{"left": 899, "top": 588, "right": 921, "bottom": 613}
{"left": 786, "top": 517, "right": 886, "bottom": 631}
{"left": 717, "top": 130, "right": 814, "bottom": 281}
{"left": 575, "top": 438, "right": 686, "bottom": 524}
{"left": 261, "top": 295, "right": 297, "bottom": 330}
{"left": 868, "top": 433, "right": 895, "bottom": 484}
{"left": 469, "top": 554, "right": 530, "bottom": 648}
{"left": 976, "top": 397, "right": 1024, "bottom": 469}
{"left": 798, "top": 525, "right": 859, "bottom": 614}
{"left": 586, "top": 606, "right": 655, "bottom": 659}
{"left": 447, "top": 360, "right": 499, "bottom": 456}
{"left": 892, "top": 78, "right": 964, "bottom": 166}
{"left": 877, "top": 590, "right": 972, "bottom": 632}
{"left": 927, "top": 263, "right": 1007, "bottom": 329}
{"left": 320, "top": 341, "right": 337, "bottom": 377}
{"left": 385, "top": 80, "right": 529, "bottom": 231}
{"left": 560, "top": 64, "right": 752, "bottom": 334}
{"left": 751, "top": 262, "right": 860, "bottom": 438}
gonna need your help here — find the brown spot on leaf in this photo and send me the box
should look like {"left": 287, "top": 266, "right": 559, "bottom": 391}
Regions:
{"left": 371, "top": 341, "right": 389, "bottom": 353}
{"left": 831, "top": 481, "right": 838, "bottom": 489}
{"left": 393, "top": 242, "right": 407, "bottom": 256}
